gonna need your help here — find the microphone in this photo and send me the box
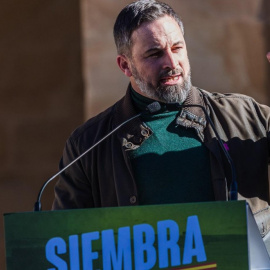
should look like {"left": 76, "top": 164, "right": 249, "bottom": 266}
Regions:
{"left": 165, "top": 102, "right": 238, "bottom": 201}
{"left": 34, "top": 101, "right": 162, "bottom": 211}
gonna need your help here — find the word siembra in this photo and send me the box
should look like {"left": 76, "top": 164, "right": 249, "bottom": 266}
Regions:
{"left": 46, "top": 215, "right": 207, "bottom": 270}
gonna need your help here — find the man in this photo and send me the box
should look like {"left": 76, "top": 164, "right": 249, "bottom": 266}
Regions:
{"left": 53, "top": 0, "right": 270, "bottom": 236}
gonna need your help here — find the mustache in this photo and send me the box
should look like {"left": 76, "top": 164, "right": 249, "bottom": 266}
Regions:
{"left": 159, "top": 68, "right": 183, "bottom": 78}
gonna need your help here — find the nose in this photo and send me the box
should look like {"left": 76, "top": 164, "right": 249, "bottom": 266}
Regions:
{"left": 163, "top": 50, "right": 178, "bottom": 70}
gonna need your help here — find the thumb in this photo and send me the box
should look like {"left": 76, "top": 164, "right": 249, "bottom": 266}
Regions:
{"left": 267, "top": 52, "right": 270, "bottom": 62}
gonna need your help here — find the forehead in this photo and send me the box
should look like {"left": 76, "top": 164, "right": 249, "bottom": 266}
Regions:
{"left": 130, "top": 15, "right": 184, "bottom": 53}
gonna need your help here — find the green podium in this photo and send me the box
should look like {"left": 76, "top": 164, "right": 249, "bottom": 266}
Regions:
{"left": 4, "top": 201, "right": 270, "bottom": 270}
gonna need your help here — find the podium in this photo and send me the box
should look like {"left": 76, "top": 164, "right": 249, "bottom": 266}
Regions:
{"left": 4, "top": 201, "right": 270, "bottom": 270}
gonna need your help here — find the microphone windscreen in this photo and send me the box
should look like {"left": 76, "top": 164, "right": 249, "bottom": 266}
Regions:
{"left": 146, "top": 101, "right": 162, "bottom": 114}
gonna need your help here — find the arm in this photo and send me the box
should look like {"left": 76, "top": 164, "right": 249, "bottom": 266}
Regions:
{"left": 52, "top": 138, "right": 94, "bottom": 210}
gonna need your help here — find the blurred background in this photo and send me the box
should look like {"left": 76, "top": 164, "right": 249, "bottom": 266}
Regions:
{"left": 1, "top": 0, "right": 270, "bottom": 267}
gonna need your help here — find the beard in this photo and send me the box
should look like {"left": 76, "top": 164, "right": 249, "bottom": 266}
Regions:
{"left": 131, "top": 63, "right": 192, "bottom": 104}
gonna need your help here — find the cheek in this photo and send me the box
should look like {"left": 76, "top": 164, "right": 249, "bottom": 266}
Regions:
{"left": 183, "top": 59, "right": 190, "bottom": 71}
{"left": 179, "top": 54, "right": 190, "bottom": 73}
{"left": 136, "top": 60, "right": 163, "bottom": 83}
{"left": 146, "top": 62, "right": 162, "bottom": 78}
{"left": 146, "top": 70, "right": 160, "bottom": 84}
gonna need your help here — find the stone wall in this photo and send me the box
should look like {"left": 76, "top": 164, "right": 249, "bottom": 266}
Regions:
{"left": 0, "top": 0, "right": 83, "bottom": 267}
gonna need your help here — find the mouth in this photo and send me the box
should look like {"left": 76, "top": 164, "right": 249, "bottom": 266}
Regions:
{"left": 160, "top": 73, "right": 182, "bottom": 85}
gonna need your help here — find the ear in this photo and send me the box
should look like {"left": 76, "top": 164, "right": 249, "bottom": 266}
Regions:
{"left": 117, "top": 55, "right": 132, "bottom": 77}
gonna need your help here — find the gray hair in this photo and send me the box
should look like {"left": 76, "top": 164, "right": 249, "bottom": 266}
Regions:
{"left": 113, "top": 0, "right": 184, "bottom": 56}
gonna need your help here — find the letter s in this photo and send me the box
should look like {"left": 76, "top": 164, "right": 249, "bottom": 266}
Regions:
{"left": 46, "top": 237, "right": 68, "bottom": 270}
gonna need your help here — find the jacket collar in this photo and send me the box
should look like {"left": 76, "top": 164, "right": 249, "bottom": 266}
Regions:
{"left": 176, "top": 86, "right": 208, "bottom": 141}
{"left": 113, "top": 84, "right": 142, "bottom": 130}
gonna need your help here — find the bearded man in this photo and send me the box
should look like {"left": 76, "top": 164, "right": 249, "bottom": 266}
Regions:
{"left": 52, "top": 0, "right": 270, "bottom": 237}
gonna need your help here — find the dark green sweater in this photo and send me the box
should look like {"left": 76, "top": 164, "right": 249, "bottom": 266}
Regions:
{"left": 129, "top": 89, "right": 215, "bottom": 204}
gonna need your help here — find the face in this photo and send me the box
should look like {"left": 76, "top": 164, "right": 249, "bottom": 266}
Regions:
{"left": 117, "top": 15, "right": 192, "bottom": 103}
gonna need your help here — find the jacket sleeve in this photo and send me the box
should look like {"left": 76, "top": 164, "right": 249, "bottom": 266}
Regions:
{"left": 52, "top": 137, "right": 94, "bottom": 210}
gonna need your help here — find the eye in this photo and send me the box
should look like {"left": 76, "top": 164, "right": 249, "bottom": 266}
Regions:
{"left": 172, "top": 46, "right": 182, "bottom": 53}
{"left": 147, "top": 51, "right": 163, "bottom": 58}
{"left": 149, "top": 52, "right": 161, "bottom": 58}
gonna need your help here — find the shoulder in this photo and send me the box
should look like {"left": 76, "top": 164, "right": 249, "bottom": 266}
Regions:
{"left": 198, "top": 88, "right": 264, "bottom": 110}
{"left": 198, "top": 87, "right": 270, "bottom": 129}
{"left": 199, "top": 88, "right": 254, "bottom": 103}
{"left": 68, "top": 96, "right": 125, "bottom": 147}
